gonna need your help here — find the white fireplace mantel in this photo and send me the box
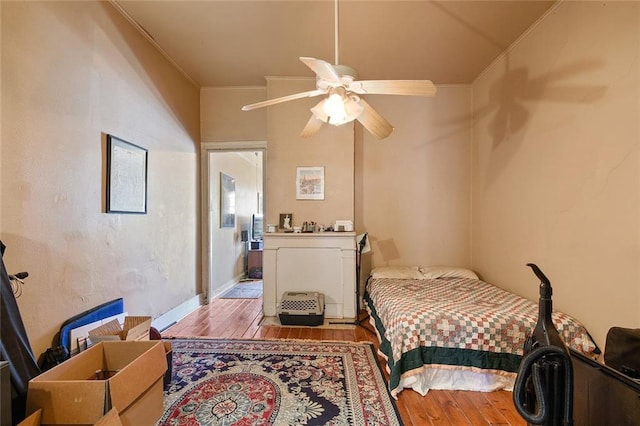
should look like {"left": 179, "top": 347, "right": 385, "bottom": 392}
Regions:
{"left": 262, "top": 232, "right": 356, "bottom": 318}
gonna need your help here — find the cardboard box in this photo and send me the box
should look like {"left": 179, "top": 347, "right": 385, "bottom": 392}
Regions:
{"left": 88, "top": 316, "right": 152, "bottom": 344}
{"left": 26, "top": 341, "right": 167, "bottom": 425}
{"left": 162, "top": 341, "right": 173, "bottom": 389}
{"left": 94, "top": 409, "right": 123, "bottom": 426}
{"left": 18, "top": 409, "right": 123, "bottom": 426}
{"left": 17, "top": 409, "right": 41, "bottom": 426}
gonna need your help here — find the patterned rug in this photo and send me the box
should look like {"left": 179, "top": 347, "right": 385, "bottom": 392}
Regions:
{"left": 219, "top": 281, "right": 263, "bottom": 299}
{"left": 158, "top": 339, "right": 402, "bottom": 425}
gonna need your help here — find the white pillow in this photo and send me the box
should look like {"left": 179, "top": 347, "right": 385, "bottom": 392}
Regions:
{"left": 421, "top": 266, "right": 479, "bottom": 280}
{"left": 370, "top": 266, "right": 424, "bottom": 280}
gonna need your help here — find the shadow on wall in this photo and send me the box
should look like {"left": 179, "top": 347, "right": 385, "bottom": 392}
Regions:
{"left": 426, "top": 2, "right": 607, "bottom": 153}
{"left": 373, "top": 237, "right": 401, "bottom": 264}
{"left": 479, "top": 57, "right": 607, "bottom": 150}
{"left": 438, "top": 56, "right": 608, "bottom": 147}
{"left": 427, "top": 55, "right": 608, "bottom": 189}
{"left": 407, "top": 57, "right": 607, "bottom": 153}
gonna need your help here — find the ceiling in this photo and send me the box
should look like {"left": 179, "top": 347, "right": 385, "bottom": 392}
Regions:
{"left": 113, "top": 0, "right": 556, "bottom": 88}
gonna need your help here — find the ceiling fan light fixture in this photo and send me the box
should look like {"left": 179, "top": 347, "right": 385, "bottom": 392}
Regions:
{"left": 313, "top": 88, "right": 363, "bottom": 126}
{"left": 343, "top": 95, "right": 364, "bottom": 121}
{"left": 323, "top": 92, "right": 348, "bottom": 124}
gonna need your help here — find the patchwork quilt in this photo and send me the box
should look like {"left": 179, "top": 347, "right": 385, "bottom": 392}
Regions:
{"left": 364, "top": 277, "right": 598, "bottom": 395}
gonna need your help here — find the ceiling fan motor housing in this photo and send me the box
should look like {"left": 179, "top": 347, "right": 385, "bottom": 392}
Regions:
{"left": 333, "top": 64, "right": 357, "bottom": 80}
{"left": 316, "top": 64, "right": 358, "bottom": 91}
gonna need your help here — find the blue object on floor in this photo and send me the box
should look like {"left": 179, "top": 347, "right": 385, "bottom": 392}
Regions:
{"left": 57, "top": 298, "right": 124, "bottom": 353}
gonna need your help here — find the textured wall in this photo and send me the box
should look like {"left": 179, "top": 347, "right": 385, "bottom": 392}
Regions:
{"left": 200, "top": 87, "right": 267, "bottom": 143}
{"left": 471, "top": 1, "right": 640, "bottom": 349}
{"left": 356, "top": 86, "right": 472, "bottom": 272}
{"left": 0, "top": 1, "right": 200, "bottom": 357}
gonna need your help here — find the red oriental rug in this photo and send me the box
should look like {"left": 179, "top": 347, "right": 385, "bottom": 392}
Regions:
{"left": 158, "top": 339, "right": 403, "bottom": 425}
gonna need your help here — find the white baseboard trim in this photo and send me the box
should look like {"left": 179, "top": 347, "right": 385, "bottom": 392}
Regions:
{"left": 154, "top": 274, "right": 248, "bottom": 331}
{"left": 152, "top": 294, "right": 203, "bottom": 332}
{"left": 210, "top": 284, "right": 233, "bottom": 300}
{"left": 209, "top": 275, "right": 246, "bottom": 300}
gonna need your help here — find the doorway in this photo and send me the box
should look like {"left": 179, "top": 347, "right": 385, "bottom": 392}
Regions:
{"left": 201, "top": 142, "right": 266, "bottom": 303}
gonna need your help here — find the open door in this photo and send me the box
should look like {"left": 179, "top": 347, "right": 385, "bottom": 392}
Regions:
{"left": 201, "top": 142, "right": 266, "bottom": 303}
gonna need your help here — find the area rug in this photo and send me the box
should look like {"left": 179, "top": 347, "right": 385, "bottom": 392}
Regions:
{"left": 219, "top": 281, "right": 263, "bottom": 299}
{"left": 158, "top": 339, "right": 403, "bottom": 425}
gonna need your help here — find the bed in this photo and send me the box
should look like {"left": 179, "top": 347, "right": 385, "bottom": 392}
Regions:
{"left": 363, "top": 266, "right": 599, "bottom": 398}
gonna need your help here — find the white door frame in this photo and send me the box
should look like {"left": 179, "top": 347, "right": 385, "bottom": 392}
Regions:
{"left": 200, "top": 141, "right": 267, "bottom": 303}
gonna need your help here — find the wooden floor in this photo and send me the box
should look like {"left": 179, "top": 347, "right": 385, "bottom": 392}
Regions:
{"left": 163, "top": 292, "right": 526, "bottom": 426}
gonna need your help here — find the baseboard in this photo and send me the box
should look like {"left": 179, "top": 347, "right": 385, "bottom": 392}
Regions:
{"left": 154, "top": 276, "right": 247, "bottom": 331}
{"left": 152, "top": 294, "right": 203, "bottom": 332}
{"left": 209, "top": 274, "right": 246, "bottom": 300}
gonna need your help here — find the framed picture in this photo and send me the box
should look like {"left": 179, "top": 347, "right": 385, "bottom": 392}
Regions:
{"left": 296, "top": 166, "right": 325, "bottom": 200}
{"left": 279, "top": 213, "right": 293, "bottom": 230}
{"left": 106, "top": 135, "right": 148, "bottom": 214}
{"left": 220, "top": 172, "right": 236, "bottom": 228}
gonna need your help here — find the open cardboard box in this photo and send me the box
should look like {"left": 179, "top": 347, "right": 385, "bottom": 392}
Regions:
{"left": 87, "top": 316, "right": 152, "bottom": 344}
{"left": 162, "top": 341, "right": 173, "bottom": 389}
{"left": 26, "top": 341, "right": 167, "bottom": 425}
{"left": 18, "top": 408, "right": 123, "bottom": 426}
{"left": 17, "top": 409, "right": 42, "bottom": 426}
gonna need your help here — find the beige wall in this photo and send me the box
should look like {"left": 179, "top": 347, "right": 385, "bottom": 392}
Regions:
{"left": 356, "top": 87, "right": 472, "bottom": 271}
{"left": 265, "top": 77, "right": 355, "bottom": 229}
{"left": 201, "top": 87, "right": 267, "bottom": 143}
{"left": 471, "top": 1, "right": 640, "bottom": 349}
{"left": 0, "top": 2, "right": 200, "bottom": 357}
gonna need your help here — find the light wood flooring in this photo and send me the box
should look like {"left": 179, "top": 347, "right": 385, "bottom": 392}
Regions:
{"left": 162, "top": 292, "right": 526, "bottom": 426}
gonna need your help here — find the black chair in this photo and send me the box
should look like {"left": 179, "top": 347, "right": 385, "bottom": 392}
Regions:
{"left": 331, "top": 232, "right": 371, "bottom": 330}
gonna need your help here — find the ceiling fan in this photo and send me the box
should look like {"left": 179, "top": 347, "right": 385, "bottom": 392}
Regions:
{"left": 241, "top": 0, "right": 437, "bottom": 140}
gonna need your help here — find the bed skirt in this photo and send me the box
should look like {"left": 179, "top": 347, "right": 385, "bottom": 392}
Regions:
{"left": 367, "top": 314, "right": 517, "bottom": 397}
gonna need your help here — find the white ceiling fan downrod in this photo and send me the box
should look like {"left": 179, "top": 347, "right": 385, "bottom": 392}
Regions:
{"left": 334, "top": 0, "right": 339, "bottom": 66}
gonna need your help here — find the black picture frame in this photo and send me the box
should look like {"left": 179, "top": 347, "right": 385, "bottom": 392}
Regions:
{"left": 279, "top": 213, "right": 293, "bottom": 230}
{"left": 106, "top": 135, "right": 148, "bottom": 214}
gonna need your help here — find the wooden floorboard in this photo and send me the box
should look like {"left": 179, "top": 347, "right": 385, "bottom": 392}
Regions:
{"left": 162, "top": 292, "right": 526, "bottom": 426}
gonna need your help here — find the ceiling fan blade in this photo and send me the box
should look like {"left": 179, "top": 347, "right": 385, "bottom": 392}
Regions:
{"left": 242, "top": 89, "right": 325, "bottom": 111}
{"left": 300, "top": 57, "right": 341, "bottom": 83}
{"left": 300, "top": 115, "right": 325, "bottom": 138}
{"left": 351, "top": 80, "right": 437, "bottom": 97}
{"left": 356, "top": 99, "right": 394, "bottom": 139}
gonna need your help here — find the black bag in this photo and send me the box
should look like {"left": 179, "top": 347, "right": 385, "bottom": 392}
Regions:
{"left": 38, "top": 345, "right": 69, "bottom": 371}
{"left": 604, "top": 327, "right": 640, "bottom": 379}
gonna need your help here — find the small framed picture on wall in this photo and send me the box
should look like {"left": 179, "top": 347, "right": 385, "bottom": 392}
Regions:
{"left": 296, "top": 166, "right": 324, "bottom": 200}
{"left": 220, "top": 172, "right": 236, "bottom": 228}
{"left": 106, "top": 134, "right": 148, "bottom": 214}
